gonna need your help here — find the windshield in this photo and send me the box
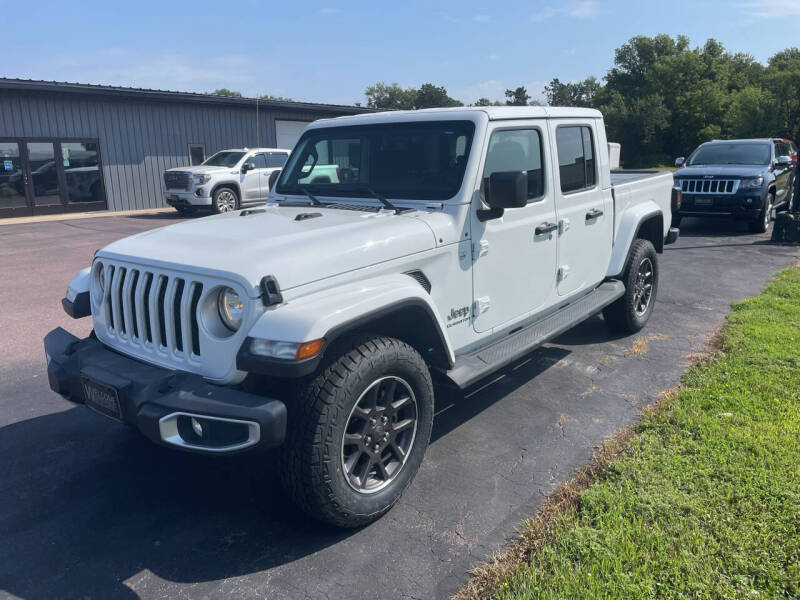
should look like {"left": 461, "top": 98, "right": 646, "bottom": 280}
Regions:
{"left": 687, "top": 143, "right": 770, "bottom": 166}
{"left": 276, "top": 120, "right": 475, "bottom": 201}
{"left": 203, "top": 151, "right": 245, "bottom": 167}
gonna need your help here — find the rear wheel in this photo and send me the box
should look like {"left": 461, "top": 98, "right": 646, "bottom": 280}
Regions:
{"left": 603, "top": 238, "right": 658, "bottom": 334}
{"left": 279, "top": 336, "right": 434, "bottom": 528}
{"left": 212, "top": 187, "right": 238, "bottom": 213}
{"left": 749, "top": 192, "right": 773, "bottom": 233}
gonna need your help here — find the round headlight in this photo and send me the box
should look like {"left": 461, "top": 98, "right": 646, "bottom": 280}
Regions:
{"left": 217, "top": 287, "right": 244, "bottom": 331}
{"left": 92, "top": 262, "right": 105, "bottom": 303}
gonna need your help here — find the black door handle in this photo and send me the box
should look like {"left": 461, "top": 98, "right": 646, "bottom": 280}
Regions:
{"left": 535, "top": 222, "right": 558, "bottom": 235}
{"left": 585, "top": 208, "right": 603, "bottom": 220}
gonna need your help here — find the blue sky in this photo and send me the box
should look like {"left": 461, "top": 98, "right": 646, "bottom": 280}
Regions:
{"left": 3, "top": 0, "right": 799, "bottom": 106}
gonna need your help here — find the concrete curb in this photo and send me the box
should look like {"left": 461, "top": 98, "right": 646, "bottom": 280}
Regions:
{"left": 0, "top": 207, "right": 176, "bottom": 226}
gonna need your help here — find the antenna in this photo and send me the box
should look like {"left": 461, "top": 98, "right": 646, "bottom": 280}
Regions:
{"left": 256, "top": 95, "right": 260, "bottom": 148}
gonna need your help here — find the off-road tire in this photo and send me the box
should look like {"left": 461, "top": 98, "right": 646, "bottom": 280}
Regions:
{"left": 279, "top": 336, "right": 434, "bottom": 528}
{"left": 603, "top": 238, "right": 658, "bottom": 334}
{"left": 212, "top": 186, "right": 239, "bottom": 214}
{"left": 749, "top": 192, "right": 773, "bottom": 233}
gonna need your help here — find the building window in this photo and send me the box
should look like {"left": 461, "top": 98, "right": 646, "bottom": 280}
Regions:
{"left": 189, "top": 144, "right": 205, "bottom": 165}
{"left": 62, "top": 141, "right": 104, "bottom": 204}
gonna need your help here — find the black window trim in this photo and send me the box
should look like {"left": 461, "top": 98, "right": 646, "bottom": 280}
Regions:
{"left": 480, "top": 124, "right": 548, "bottom": 205}
{"left": 555, "top": 123, "right": 598, "bottom": 196}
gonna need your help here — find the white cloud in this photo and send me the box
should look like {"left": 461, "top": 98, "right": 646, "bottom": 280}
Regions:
{"left": 532, "top": 1, "right": 599, "bottom": 22}
{"left": 742, "top": 0, "right": 800, "bottom": 17}
{"left": 473, "top": 14, "right": 490, "bottom": 22}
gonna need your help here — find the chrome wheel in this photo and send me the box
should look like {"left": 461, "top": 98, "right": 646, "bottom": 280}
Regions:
{"left": 216, "top": 190, "right": 237, "bottom": 212}
{"left": 633, "top": 257, "right": 654, "bottom": 316}
{"left": 341, "top": 376, "right": 418, "bottom": 494}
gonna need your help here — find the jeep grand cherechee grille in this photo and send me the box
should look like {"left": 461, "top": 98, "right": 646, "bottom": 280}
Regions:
{"left": 679, "top": 178, "right": 740, "bottom": 194}
{"left": 102, "top": 263, "right": 204, "bottom": 358}
{"left": 164, "top": 171, "right": 192, "bottom": 191}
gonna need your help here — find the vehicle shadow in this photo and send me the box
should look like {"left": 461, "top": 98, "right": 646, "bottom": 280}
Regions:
{"left": 0, "top": 337, "right": 576, "bottom": 598}
{"left": 676, "top": 216, "right": 765, "bottom": 238}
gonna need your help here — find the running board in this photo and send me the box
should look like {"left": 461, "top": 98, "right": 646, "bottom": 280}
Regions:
{"left": 445, "top": 281, "right": 624, "bottom": 389}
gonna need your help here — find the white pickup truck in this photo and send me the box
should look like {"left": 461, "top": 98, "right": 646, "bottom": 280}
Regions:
{"left": 163, "top": 147, "right": 290, "bottom": 214}
{"left": 46, "top": 107, "right": 678, "bottom": 527}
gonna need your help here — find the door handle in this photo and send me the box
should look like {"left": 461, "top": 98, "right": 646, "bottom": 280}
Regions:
{"left": 535, "top": 222, "right": 558, "bottom": 235}
{"left": 585, "top": 208, "right": 603, "bottom": 220}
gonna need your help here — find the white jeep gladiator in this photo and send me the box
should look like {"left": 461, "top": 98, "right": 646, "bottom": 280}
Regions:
{"left": 46, "top": 107, "right": 679, "bottom": 527}
{"left": 163, "top": 147, "right": 290, "bottom": 215}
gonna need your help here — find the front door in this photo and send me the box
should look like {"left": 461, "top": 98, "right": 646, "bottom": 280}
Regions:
{"left": 549, "top": 121, "right": 613, "bottom": 297}
{"left": 471, "top": 123, "right": 559, "bottom": 334}
{"left": 242, "top": 153, "right": 268, "bottom": 202}
{"left": 0, "top": 141, "right": 29, "bottom": 218}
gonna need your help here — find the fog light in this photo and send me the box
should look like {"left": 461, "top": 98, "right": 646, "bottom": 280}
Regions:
{"left": 746, "top": 198, "right": 753, "bottom": 204}
{"left": 191, "top": 417, "right": 203, "bottom": 437}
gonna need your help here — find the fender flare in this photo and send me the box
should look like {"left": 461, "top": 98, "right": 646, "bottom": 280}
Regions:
{"left": 607, "top": 201, "right": 664, "bottom": 278}
{"left": 238, "top": 274, "right": 454, "bottom": 377}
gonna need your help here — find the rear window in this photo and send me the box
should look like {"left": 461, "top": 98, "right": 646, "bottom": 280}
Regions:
{"left": 556, "top": 125, "right": 596, "bottom": 193}
{"left": 276, "top": 121, "right": 475, "bottom": 201}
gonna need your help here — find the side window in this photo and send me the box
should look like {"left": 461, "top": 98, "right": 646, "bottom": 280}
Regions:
{"left": 556, "top": 125, "right": 596, "bottom": 193}
{"left": 482, "top": 129, "right": 545, "bottom": 202}
{"left": 249, "top": 153, "right": 267, "bottom": 169}
{"left": 266, "top": 152, "right": 288, "bottom": 168}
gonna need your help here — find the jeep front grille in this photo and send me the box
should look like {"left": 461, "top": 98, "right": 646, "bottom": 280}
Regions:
{"left": 102, "top": 264, "right": 203, "bottom": 358}
{"left": 164, "top": 171, "right": 192, "bottom": 191}
{"left": 679, "top": 178, "right": 739, "bottom": 194}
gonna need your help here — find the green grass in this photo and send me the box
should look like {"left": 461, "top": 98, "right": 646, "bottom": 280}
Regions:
{"left": 481, "top": 267, "right": 800, "bottom": 599}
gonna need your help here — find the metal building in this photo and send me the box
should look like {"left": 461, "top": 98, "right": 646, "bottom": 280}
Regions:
{"left": 0, "top": 78, "right": 366, "bottom": 219}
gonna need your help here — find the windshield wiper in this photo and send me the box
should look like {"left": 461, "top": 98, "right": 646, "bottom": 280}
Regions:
{"left": 298, "top": 186, "right": 322, "bottom": 206}
{"left": 357, "top": 187, "right": 411, "bottom": 213}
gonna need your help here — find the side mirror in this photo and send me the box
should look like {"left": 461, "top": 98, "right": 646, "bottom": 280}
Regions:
{"left": 776, "top": 155, "right": 793, "bottom": 168}
{"left": 674, "top": 157, "right": 685, "bottom": 168}
{"left": 241, "top": 162, "right": 255, "bottom": 173}
{"left": 268, "top": 169, "right": 281, "bottom": 189}
{"left": 486, "top": 171, "right": 528, "bottom": 209}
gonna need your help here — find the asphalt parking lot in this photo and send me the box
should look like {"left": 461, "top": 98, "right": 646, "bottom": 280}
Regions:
{"left": 0, "top": 213, "right": 797, "bottom": 600}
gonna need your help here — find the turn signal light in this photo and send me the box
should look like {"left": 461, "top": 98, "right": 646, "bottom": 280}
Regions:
{"left": 296, "top": 338, "right": 325, "bottom": 360}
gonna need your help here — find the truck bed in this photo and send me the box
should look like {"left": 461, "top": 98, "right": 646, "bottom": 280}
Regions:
{"left": 610, "top": 169, "right": 668, "bottom": 186}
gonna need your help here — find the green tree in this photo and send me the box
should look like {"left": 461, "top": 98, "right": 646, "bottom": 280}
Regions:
{"left": 505, "top": 86, "right": 530, "bottom": 105}
{"left": 414, "top": 83, "right": 463, "bottom": 108}
{"left": 473, "top": 97, "right": 503, "bottom": 106}
{"left": 210, "top": 88, "right": 243, "bottom": 97}
{"left": 259, "top": 93, "right": 293, "bottom": 102}
{"left": 544, "top": 77, "right": 601, "bottom": 106}
{"left": 364, "top": 82, "right": 416, "bottom": 110}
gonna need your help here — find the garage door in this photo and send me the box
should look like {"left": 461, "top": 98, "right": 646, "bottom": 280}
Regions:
{"left": 275, "top": 120, "right": 311, "bottom": 150}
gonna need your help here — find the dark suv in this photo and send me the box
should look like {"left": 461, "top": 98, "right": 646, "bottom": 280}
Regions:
{"left": 672, "top": 138, "right": 797, "bottom": 233}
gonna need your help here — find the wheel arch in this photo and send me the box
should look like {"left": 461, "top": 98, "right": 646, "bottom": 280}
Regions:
{"left": 240, "top": 274, "right": 455, "bottom": 377}
{"left": 607, "top": 203, "right": 664, "bottom": 278}
{"left": 212, "top": 181, "right": 241, "bottom": 201}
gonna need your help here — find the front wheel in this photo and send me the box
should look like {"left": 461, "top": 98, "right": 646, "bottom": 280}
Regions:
{"left": 279, "top": 336, "right": 434, "bottom": 528}
{"left": 212, "top": 186, "right": 239, "bottom": 213}
{"left": 603, "top": 238, "right": 658, "bottom": 334}
{"left": 749, "top": 192, "right": 773, "bottom": 233}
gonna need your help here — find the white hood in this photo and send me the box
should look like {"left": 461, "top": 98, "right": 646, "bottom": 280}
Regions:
{"left": 98, "top": 206, "right": 437, "bottom": 294}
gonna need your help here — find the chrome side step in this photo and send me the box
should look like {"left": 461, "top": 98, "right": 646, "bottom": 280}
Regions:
{"left": 445, "top": 281, "right": 624, "bottom": 389}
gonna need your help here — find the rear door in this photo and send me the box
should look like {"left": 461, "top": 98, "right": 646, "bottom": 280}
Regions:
{"left": 549, "top": 120, "right": 613, "bottom": 297}
{"left": 471, "top": 121, "right": 558, "bottom": 333}
{"left": 774, "top": 141, "right": 791, "bottom": 205}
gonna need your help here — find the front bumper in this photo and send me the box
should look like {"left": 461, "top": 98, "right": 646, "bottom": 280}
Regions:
{"left": 44, "top": 327, "right": 286, "bottom": 454}
{"left": 164, "top": 189, "right": 212, "bottom": 207}
{"left": 675, "top": 191, "right": 765, "bottom": 219}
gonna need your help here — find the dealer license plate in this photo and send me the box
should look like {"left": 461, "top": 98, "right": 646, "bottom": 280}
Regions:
{"left": 81, "top": 377, "right": 122, "bottom": 421}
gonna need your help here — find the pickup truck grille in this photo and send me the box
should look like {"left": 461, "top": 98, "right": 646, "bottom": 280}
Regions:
{"left": 100, "top": 263, "right": 204, "bottom": 358}
{"left": 164, "top": 171, "right": 192, "bottom": 191}
{"left": 679, "top": 178, "right": 739, "bottom": 195}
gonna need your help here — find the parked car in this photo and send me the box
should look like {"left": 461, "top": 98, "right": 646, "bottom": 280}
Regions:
{"left": 163, "top": 147, "right": 290, "bottom": 214}
{"left": 46, "top": 107, "right": 677, "bottom": 528}
{"left": 673, "top": 138, "right": 797, "bottom": 232}
{"left": 779, "top": 138, "right": 798, "bottom": 167}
